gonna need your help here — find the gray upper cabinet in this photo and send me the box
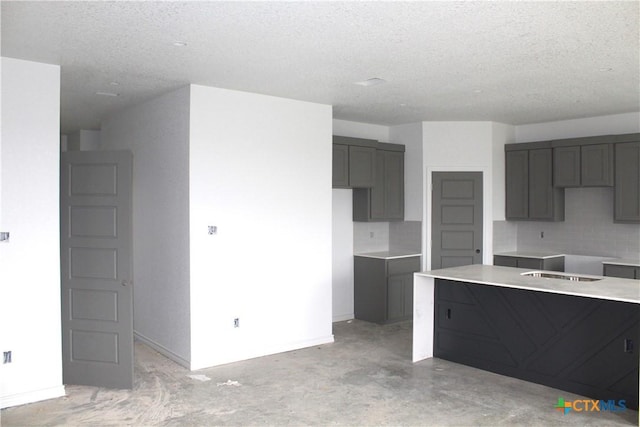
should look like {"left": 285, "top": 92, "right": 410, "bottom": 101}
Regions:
{"left": 614, "top": 136, "right": 640, "bottom": 223}
{"left": 505, "top": 142, "right": 564, "bottom": 221}
{"left": 332, "top": 136, "right": 376, "bottom": 189}
{"left": 581, "top": 143, "right": 613, "bottom": 186}
{"left": 552, "top": 136, "right": 614, "bottom": 187}
{"left": 505, "top": 150, "right": 529, "bottom": 219}
{"left": 332, "top": 144, "right": 349, "bottom": 187}
{"left": 353, "top": 143, "right": 405, "bottom": 222}
{"left": 553, "top": 146, "right": 581, "bottom": 187}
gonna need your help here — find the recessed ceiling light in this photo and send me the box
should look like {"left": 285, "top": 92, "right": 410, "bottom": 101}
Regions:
{"left": 354, "top": 78, "right": 386, "bottom": 87}
{"left": 95, "top": 91, "right": 120, "bottom": 97}
{"left": 172, "top": 41, "right": 188, "bottom": 47}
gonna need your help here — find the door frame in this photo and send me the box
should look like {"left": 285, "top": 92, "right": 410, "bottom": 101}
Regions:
{"left": 423, "top": 166, "right": 493, "bottom": 271}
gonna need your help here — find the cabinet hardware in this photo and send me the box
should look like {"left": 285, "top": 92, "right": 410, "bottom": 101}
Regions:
{"left": 624, "top": 339, "right": 634, "bottom": 353}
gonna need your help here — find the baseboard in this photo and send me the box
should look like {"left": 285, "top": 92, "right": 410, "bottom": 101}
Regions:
{"left": 133, "top": 331, "right": 190, "bottom": 369}
{"left": 190, "top": 334, "right": 335, "bottom": 371}
{"left": 332, "top": 313, "right": 355, "bottom": 322}
{"left": 0, "top": 385, "right": 65, "bottom": 409}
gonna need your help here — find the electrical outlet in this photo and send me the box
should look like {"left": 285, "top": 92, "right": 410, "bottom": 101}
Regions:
{"left": 540, "top": 231, "right": 544, "bottom": 239}
{"left": 208, "top": 226, "right": 217, "bottom": 235}
{"left": 3, "top": 351, "right": 12, "bottom": 364}
{"left": 233, "top": 318, "right": 240, "bottom": 328}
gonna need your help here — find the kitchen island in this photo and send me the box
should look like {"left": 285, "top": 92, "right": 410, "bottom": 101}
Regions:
{"left": 413, "top": 264, "right": 640, "bottom": 411}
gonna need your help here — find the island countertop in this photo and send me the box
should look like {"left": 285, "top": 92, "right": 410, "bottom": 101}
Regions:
{"left": 415, "top": 264, "right": 640, "bottom": 304}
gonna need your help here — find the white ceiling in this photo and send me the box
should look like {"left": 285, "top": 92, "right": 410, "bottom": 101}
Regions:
{"left": 2, "top": 1, "right": 639, "bottom": 134}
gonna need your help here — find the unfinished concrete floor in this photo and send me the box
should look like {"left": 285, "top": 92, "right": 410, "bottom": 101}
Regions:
{"left": 2, "top": 320, "right": 637, "bottom": 426}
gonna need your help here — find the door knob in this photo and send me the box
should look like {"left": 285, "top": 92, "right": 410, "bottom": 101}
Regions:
{"left": 475, "top": 249, "right": 481, "bottom": 254}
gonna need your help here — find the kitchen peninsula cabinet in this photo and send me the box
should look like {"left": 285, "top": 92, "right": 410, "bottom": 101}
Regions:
{"left": 433, "top": 278, "right": 638, "bottom": 409}
{"left": 353, "top": 143, "right": 405, "bottom": 221}
{"left": 505, "top": 142, "right": 564, "bottom": 221}
{"left": 614, "top": 137, "right": 640, "bottom": 223}
{"left": 354, "top": 253, "right": 420, "bottom": 324}
{"left": 332, "top": 136, "right": 376, "bottom": 188}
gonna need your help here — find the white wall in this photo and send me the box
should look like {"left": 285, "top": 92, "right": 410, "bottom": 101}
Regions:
{"left": 332, "top": 119, "right": 390, "bottom": 142}
{"left": 332, "top": 189, "right": 354, "bottom": 322}
{"left": 100, "top": 86, "right": 191, "bottom": 366}
{"left": 422, "top": 122, "right": 502, "bottom": 269}
{"left": 0, "top": 57, "right": 64, "bottom": 408}
{"left": 390, "top": 122, "right": 424, "bottom": 221}
{"left": 189, "top": 85, "right": 333, "bottom": 369}
{"left": 515, "top": 112, "right": 640, "bottom": 142}
{"left": 66, "top": 129, "right": 101, "bottom": 151}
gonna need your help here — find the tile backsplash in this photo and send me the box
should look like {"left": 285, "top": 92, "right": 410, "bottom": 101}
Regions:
{"left": 354, "top": 222, "right": 389, "bottom": 253}
{"left": 354, "top": 221, "right": 422, "bottom": 254}
{"left": 389, "top": 221, "right": 422, "bottom": 252}
{"left": 508, "top": 187, "right": 640, "bottom": 260}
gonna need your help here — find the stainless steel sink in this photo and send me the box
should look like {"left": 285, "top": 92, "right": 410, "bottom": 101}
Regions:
{"left": 521, "top": 271, "right": 602, "bottom": 282}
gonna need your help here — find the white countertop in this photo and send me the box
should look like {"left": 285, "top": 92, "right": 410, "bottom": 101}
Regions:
{"left": 416, "top": 264, "right": 640, "bottom": 304}
{"left": 602, "top": 258, "right": 640, "bottom": 267}
{"left": 355, "top": 250, "right": 421, "bottom": 260}
{"left": 494, "top": 251, "right": 564, "bottom": 259}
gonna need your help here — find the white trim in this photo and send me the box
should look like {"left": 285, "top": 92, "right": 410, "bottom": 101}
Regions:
{"left": 0, "top": 386, "right": 65, "bottom": 409}
{"left": 424, "top": 166, "right": 493, "bottom": 271}
{"left": 134, "top": 331, "right": 190, "bottom": 369}
{"left": 332, "top": 313, "right": 355, "bottom": 323}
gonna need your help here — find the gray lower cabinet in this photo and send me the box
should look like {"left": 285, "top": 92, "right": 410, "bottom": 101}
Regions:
{"left": 614, "top": 139, "right": 640, "bottom": 223}
{"left": 494, "top": 255, "right": 564, "bottom": 271}
{"left": 505, "top": 143, "right": 564, "bottom": 221}
{"left": 353, "top": 144, "right": 404, "bottom": 221}
{"left": 332, "top": 136, "right": 377, "bottom": 189}
{"left": 354, "top": 255, "right": 420, "bottom": 324}
{"left": 603, "top": 264, "right": 640, "bottom": 279}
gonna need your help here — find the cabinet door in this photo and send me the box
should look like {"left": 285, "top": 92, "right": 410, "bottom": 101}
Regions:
{"left": 528, "top": 148, "right": 555, "bottom": 219}
{"left": 615, "top": 142, "right": 640, "bottom": 223}
{"left": 384, "top": 150, "right": 404, "bottom": 220}
{"left": 370, "top": 152, "right": 386, "bottom": 219}
{"left": 387, "top": 273, "right": 414, "bottom": 321}
{"left": 387, "top": 275, "right": 405, "bottom": 321}
{"left": 349, "top": 145, "right": 376, "bottom": 188}
{"left": 332, "top": 144, "right": 349, "bottom": 188}
{"left": 505, "top": 150, "right": 529, "bottom": 219}
{"left": 553, "top": 146, "right": 580, "bottom": 187}
{"left": 581, "top": 144, "right": 613, "bottom": 187}
{"left": 603, "top": 264, "right": 637, "bottom": 279}
{"left": 515, "top": 257, "right": 543, "bottom": 270}
{"left": 402, "top": 274, "right": 414, "bottom": 318}
{"left": 494, "top": 255, "right": 518, "bottom": 267}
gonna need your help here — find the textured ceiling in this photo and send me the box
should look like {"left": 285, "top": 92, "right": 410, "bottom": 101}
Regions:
{"left": 2, "top": 1, "right": 639, "bottom": 134}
